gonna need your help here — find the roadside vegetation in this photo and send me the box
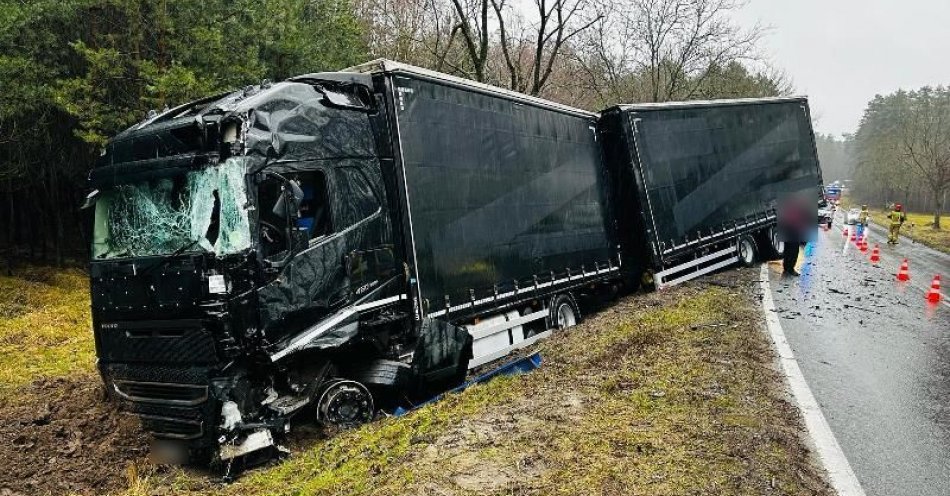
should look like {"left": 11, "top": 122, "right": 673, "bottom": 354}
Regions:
{"left": 0, "top": 266, "right": 831, "bottom": 495}
{"left": 865, "top": 207, "right": 950, "bottom": 254}
{"left": 0, "top": 266, "right": 94, "bottom": 397}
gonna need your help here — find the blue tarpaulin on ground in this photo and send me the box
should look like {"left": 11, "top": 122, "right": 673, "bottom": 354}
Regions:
{"left": 393, "top": 352, "right": 542, "bottom": 416}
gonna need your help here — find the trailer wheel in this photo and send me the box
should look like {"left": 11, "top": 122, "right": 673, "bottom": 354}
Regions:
{"left": 316, "top": 380, "right": 374, "bottom": 428}
{"left": 760, "top": 227, "right": 785, "bottom": 260}
{"left": 737, "top": 235, "right": 758, "bottom": 267}
{"left": 549, "top": 294, "right": 580, "bottom": 331}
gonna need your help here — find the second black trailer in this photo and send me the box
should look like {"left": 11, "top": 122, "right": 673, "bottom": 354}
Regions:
{"left": 599, "top": 97, "right": 823, "bottom": 288}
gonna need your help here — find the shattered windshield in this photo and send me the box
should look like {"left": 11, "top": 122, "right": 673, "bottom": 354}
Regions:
{"left": 92, "top": 157, "right": 251, "bottom": 259}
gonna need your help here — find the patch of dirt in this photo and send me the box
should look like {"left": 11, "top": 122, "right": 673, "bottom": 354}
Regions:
{"left": 0, "top": 378, "right": 149, "bottom": 495}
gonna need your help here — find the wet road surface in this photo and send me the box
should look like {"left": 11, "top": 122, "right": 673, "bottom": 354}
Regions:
{"left": 766, "top": 213, "right": 950, "bottom": 495}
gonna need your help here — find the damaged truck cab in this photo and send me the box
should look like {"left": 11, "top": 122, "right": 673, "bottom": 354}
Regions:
{"left": 89, "top": 71, "right": 464, "bottom": 464}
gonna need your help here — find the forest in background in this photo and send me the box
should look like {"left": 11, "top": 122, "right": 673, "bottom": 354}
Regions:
{"left": 814, "top": 133, "right": 854, "bottom": 184}
{"left": 0, "top": 0, "right": 788, "bottom": 266}
{"left": 850, "top": 87, "right": 950, "bottom": 228}
{"left": 818, "top": 87, "right": 950, "bottom": 230}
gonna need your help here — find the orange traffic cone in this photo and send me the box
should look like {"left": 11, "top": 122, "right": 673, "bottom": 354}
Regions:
{"left": 850, "top": 230, "right": 857, "bottom": 242}
{"left": 870, "top": 244, "right": 880, "bottom": 264}
{"left": 843, "top": 227, "right": 849, "bottom": 238}
{"left": 860, "top": 237, "right": 868, "bottom": 253}
{"left": 927, "top": 275, "right": 942, "bottom": 303}
{"left": 897, "top": 259, "right": 910, "bottom": 281}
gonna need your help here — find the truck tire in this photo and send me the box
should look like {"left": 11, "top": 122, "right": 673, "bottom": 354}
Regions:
{"left": 548, "top": 293, "right": 580, "bottom": 331}
{"left": 316, "top": 379, "right": 374, "bottom": 428}
{"left": 737, "top": 235, "right": 758, "bottom": 267}
{"left": 760, "top": 227, "right": 785, "bottom": 260}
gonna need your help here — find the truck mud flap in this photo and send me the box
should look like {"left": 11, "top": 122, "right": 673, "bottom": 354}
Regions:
{"left": 412, "top": 318, "right": 472, "bottom": 391}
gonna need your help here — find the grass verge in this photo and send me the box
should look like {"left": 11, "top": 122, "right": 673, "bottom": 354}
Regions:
{"left": 863, "top": 207, "right": 949, "bottom": 254}
{"left": 0, "top": 266, "right": 830, "bottom": 495}
{"left": 127, "top": 269, "right": 830, "bottom": 496}
{"left": 0, "top": 266, "right": 94, "bottom": 396}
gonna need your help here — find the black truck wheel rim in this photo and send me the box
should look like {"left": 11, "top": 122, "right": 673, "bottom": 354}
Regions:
{"left": 317, "top": 380, "right": 374, "bottom": 427}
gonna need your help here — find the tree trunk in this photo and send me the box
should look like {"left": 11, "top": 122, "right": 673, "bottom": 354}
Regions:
{"left": 4, "top": 184, "right": 13, "bottom": 276}
{"left": 935, "top": 190, "right": 943, "bottom": 230}
{"left": 53, "top": 174, "right": 63, "bottom": 267}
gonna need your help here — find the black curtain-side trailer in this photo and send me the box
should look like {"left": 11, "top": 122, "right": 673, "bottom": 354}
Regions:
{"left": 599, "top": 97, "right": 824, "bottom": 287}
{"left": 354, "top": 60, "right": 622, "bottom": 367}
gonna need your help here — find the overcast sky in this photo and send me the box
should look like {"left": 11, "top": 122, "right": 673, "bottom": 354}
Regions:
{"left": 737, "top": 0, "right": 950, "bottom": 137}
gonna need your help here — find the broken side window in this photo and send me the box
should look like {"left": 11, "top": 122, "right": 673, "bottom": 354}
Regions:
{"left": 92, "top": 158, "right": 251, "bottom": 259}
{"left": 287, "top": 170, "right": 333, "bottom": 239}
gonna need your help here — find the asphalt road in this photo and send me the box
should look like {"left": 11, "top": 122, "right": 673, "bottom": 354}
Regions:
{"left": 766, "top": 212, "right": 950, "bottom": 496}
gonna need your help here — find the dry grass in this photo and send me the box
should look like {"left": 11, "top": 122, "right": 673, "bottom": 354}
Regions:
{"left": 0, "top": 266, "right": 95, "bottom": 396}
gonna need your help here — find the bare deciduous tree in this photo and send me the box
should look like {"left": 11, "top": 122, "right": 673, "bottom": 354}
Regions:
{"left": 577, "top": 0, "right": 765, "bottom": 103}
{"left": 898, "top": 87, "right": 950, "bottom": 229}
{"left": 448, "top": 0, "right": 493, "bottom": 81}
{"left": 354, "top": 0, "right": 463, "bottom": 71}
{"left": 411, "top": 0, "right": 604, "bottom": 95}
{"left": 491, "top": 0, "right": 603, "bottom": 95}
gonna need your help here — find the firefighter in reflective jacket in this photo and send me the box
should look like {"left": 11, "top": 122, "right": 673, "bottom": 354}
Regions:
{"left": 887, "top": 204, "right": 907, "bottom": 244}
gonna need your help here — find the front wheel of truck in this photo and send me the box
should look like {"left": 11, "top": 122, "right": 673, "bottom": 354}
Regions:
{"left": 316, "top": 380, "right": 375, "bottom": 428}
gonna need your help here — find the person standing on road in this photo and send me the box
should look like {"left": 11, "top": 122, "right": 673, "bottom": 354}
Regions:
{"left": 857, "top": 205, "right": 870, "bottom": 237}
{"left": 887, "top": 204, "right": 907, "bottom": 244}
{"left": 778, "top": 194, "right": 813, "bottom": 277}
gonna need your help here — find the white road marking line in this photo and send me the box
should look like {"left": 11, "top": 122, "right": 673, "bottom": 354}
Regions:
{"left": 759, "top": 265, "right": 867, "bottom": 496}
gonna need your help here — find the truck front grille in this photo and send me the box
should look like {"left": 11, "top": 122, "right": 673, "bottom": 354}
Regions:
{"left": 140, "top": 414, "right": 204, "bottom": 440}
{"left": 96, "top": 319, "right": 218, "bottom": 365}
{"left": 113, "top": 380, "right": 208, "bottom": 406}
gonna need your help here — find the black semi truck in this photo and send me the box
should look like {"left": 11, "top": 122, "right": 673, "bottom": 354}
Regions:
{"left": 86, "top": 59, "right": 822, "bottom": 465}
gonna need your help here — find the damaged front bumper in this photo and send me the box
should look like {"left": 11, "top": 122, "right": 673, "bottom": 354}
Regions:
{"left": 105, "top": 363, "right": 290, "bottom": 467}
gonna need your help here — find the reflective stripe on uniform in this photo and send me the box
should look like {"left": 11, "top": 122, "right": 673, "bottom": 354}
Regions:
{"left": 889, "top": 211, "right": 903, "bottom": 226}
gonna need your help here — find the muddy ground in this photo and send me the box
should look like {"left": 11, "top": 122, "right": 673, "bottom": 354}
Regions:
{"left": 0, "top": 379, "right": 148, "bottom": 495}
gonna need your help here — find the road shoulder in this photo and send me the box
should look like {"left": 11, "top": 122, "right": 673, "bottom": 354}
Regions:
{"left": 759, "top": 264, "right": 866, "bottom": 496}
